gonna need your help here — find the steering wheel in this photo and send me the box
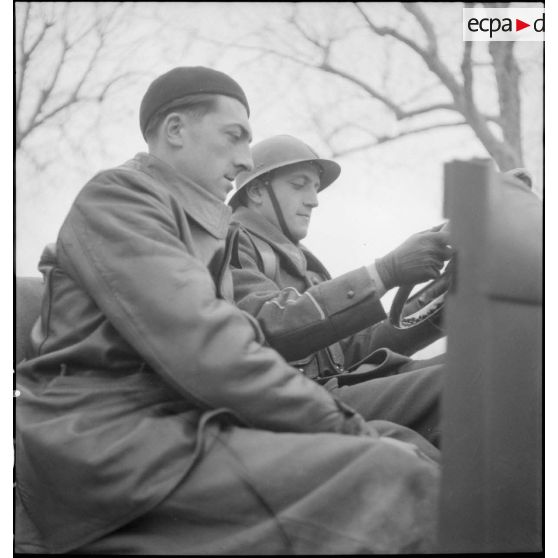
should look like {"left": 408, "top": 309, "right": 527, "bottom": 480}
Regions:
{"left": 388, "top": 258, "right": 454, "bottom": 331}
{"left": 387, "top": 167, "right": 532, "bottom": 336}
{"left": 387, "top": 168, "right": 531, "bottom": 334}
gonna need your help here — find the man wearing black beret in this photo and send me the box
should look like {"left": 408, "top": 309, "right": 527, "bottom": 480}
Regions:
{"left": 15, "top": 66, "right": 440, "bottom": 554}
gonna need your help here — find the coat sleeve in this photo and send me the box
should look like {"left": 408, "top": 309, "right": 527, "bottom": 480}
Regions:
{"left": 231, "top": 229, "right": 387, "bottom": 361}
{"left": 57, "top": 171, "right": 370, "bottom": 437}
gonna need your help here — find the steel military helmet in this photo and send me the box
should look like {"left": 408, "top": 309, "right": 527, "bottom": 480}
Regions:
{"left": 229, "top": 135, "right": 341, "bottom": 208}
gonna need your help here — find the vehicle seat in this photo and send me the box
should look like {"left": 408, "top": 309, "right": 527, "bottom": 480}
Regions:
{"left": 15, "top": 277, "right": 44, "bottom": 364}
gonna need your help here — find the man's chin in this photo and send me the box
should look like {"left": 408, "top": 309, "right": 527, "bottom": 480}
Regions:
{"left": 222, "top": 180, "right": 234, "bottom": 196}
{"left": 292, "top": 227, "right": 309, "bottom": 243}
{"left": 204, "top": 181, "right": 231, "bottom": 202}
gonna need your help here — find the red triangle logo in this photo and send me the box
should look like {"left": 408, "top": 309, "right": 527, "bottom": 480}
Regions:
{"left": 516, "top": 19, "right": 530, "bottom": 31}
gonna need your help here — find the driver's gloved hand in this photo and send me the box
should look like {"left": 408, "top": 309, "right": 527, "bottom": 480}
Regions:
{"left": 375, "top": 229, "right": 452, "bottom": 290}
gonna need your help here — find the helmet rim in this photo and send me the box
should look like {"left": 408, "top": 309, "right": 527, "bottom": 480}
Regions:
{"left": 228, "top": 135, "right": 341, "bottom": 207}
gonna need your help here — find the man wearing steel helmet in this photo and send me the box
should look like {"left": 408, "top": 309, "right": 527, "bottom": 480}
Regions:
{"left": 229, "top": 135, "right": 451, "bottom": 445}
{"left": 15, "top": 68, "right": 440, "bottom": 554}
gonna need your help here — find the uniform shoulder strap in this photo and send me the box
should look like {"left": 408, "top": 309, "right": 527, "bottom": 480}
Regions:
{"left": 250, "top": 235, "right": 279, "bottom": 283}
{"left": 230, "top": 221, "right": 279, "bottom": 283}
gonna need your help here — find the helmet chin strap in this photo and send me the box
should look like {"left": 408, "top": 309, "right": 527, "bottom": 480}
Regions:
{"left": 262, "top": 176, "right": 297, "bottom": 244}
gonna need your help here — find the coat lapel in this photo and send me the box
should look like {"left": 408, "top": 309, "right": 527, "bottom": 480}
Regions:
{"left": 131, "top": 153, "right": 232, "bottom": 240}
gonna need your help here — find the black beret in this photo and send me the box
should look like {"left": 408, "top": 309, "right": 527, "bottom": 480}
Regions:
{"left": 139, "top": 66, "right": 250, "bottom": 139}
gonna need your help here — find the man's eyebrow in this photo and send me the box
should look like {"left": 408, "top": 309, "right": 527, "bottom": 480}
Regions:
{"left": 287, "top": 171, "right": 319, "bottom": 182}
{"left": 288, "top": 173, "right": 310, "bottom": 181}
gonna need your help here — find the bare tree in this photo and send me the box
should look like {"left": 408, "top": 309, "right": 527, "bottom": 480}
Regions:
{"left": 15, "top": 2, "right": 156, "bottom": 160}
{"left": 15, "top": 2, "right": 224, "bottom": 277}
{"left": 203, "top": 2, "right": 541, "bottom": 171}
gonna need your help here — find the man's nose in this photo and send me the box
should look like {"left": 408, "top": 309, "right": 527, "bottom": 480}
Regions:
{"left": 235, "top": 145, "right": 254, "bottom": 173}
{"left": 305, "top": 186, "right": 319, "bottom": 208}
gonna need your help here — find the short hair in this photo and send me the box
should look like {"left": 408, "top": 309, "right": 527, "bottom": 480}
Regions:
{"left": 231, "top": 174, "right": 272, "bottom": 211}
{"left": 144, "top": 93, "right": 219, "bottom": 142}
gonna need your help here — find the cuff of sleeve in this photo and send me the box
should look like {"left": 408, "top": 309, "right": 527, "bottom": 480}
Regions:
{"left": 311, "top": 267, "right": 387, "bottom": 335}
{"left": 366, "top": 263, "right": 387, "bottom": 298}
{"left": 312, "top": 267, "right": 382, "bottom": 315}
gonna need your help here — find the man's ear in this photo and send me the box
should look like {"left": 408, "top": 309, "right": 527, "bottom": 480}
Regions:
{"left": 245, "top": 180, "right": 265, "bottom": 206}
{"left": 162, "top": 112, "right": 185, "bottom": 147}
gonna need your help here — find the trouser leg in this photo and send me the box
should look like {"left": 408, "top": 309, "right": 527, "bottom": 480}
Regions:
{"left": 76, "top": 423, "right": 439, "bottom": 555}
{"left": 399, "top": 352, "right": 446, "bottom": 372}
{"left": 326, "top": 365, "right": 442, "bottom": 446}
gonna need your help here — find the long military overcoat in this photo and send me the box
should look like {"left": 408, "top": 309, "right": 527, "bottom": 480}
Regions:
{"left": 15, "top": 154, "right": 439, "bottom": 554}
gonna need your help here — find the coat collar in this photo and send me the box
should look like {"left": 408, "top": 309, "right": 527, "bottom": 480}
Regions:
{"left": 130, "top": 152, "right": 232, "bottom": 239}
{"left": 231, "top": 206, "right": 310, "bottom": 274}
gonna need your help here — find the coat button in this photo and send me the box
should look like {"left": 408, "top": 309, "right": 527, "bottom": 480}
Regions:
{"left": 347, "top": 290, "right": 355, "bottom": 298}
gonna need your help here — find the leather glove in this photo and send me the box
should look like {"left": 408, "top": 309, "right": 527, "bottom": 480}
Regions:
{"left": 375, "top": 228, "right": 452, "bottom": 290}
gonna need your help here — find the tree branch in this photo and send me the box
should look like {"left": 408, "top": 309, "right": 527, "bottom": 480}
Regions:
{"left": 22, "top": 28, "right": 69, "bottom": 139}
{"left": 18, "top": 2, "right": 31, "bottom": 52}
{"left": 354, "top": 0, "right": 513, "bottom": 168}
{"left": 16, "top": 2, "right": 32, "bottom": 112}
{"left": 461, "top": 40, "right": 474, "bottom": 110}
{"left": 400, "top": 102, "right": 458, "bottom": 119}
{"left": 96, "top": 71, "right": 139, "bottom": 102}
{"left": 201, "top": 29, "right": 457, "bottom": 124}
{"left": 289, "top": 4, "right": 325, "bottom": 50}
{"left": 403, "top": 2, "right": 437, "bottom": 54}
{"left": 398, "top": 79, "right": 439, "bottom": 107}
{"left": 321, "top": 61, "right": 456, "bottom": 119}
{"left": 488, "top": 40, "right": 523, "bottom": 166}
{"left": 16, "top": 5, "right": 54, "bottom": 117}
{"left": 66, "top": 14, "right": 100, "bottom": 49}
{"left": 354, "top": 3, "right": 464, "bottom": 106}
{"left": 326, "top": 121, "right": 381, "bottom": 140}
{"left": 32, "top": 33, "right": 104, "bottom": 130}
{"left": 23, "top": 12, "right": 53, "bottom": 61}
{"left": 329, "top": 120, "right": 470, "bottom": 157}
{"left": 459, "top": 3, "right": 503, "bottom": 131}
{"left": 354, "top": 2, "right": 427, "bottom": 58}
{"left": 319, "top": 61, "right": 407, "bottom": 116}
{"left": 17, "top": 4, "right": 116, "bottom": 149}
